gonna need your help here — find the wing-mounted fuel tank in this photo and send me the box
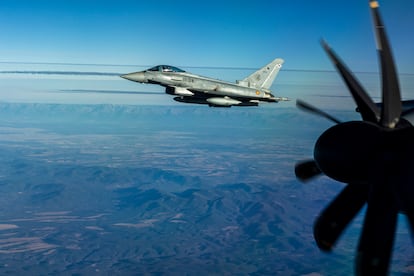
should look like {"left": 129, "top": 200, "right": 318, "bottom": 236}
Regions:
{"left": 173, "top": 96, "right": 258, "bottom": 107}
{"left": 206, "top": 97, "right": 242, "bottom": 107}
{"left": 165, "top": 86, "right": 194, "bottom": 96}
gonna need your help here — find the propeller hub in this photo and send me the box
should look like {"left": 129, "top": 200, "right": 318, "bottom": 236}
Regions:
{"left": 315, "top": 120, "right": 414, "bottom": 184}
{"left": 315, "top": 121, "right": 378, "bottom": 183}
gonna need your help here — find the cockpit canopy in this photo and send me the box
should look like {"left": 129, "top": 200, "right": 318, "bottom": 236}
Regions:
{"left": 147, "top": 65, "right": 186, "bottom": 73}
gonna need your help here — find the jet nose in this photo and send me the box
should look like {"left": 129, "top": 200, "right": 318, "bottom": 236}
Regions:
{"left": 120, "top": 72, "right": 146, "bottom": 83}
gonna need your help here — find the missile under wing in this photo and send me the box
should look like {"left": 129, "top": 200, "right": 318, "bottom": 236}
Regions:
{"left": 121, "top": 58, "right": 288, "bottom": 107}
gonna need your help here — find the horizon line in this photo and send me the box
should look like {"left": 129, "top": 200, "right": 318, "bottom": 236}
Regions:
{"left": 1, "top": 61, "right": 414, "bottom": 76}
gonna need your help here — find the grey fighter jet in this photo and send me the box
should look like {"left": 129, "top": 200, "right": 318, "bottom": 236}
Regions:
{"left": 121, "top": 58, "right": 288, "bottom": 107}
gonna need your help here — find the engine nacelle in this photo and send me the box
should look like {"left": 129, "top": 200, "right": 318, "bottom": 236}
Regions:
{"left": 165, "top": 87, "right": 194, "bottom": 96}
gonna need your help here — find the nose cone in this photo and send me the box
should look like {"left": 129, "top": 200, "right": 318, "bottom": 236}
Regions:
{"left": 121, "top": 72, "right": 146, "bottom": 83}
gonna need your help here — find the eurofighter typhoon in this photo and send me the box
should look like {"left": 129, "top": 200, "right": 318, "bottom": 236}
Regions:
{"left": 121, "top": 58, "right": 288, "bottom": 107}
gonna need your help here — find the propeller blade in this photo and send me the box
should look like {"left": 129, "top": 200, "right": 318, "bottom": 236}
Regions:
{"left": 321, "top": 40, "right": 380, "bottom": 123}
{"left": 356, "top": 182, "right": 398, "bottom": 275}
{"left": 314, "top": 184, "right": 368, "bottom": 251}
{"left": 406, "top": 212, "right": 414, "bottom": 238}
{"left": 295, "top": 159, "right": 322, "bottom": 182}
{"left": 369, "top": 0, "right": 402, "bottom": 128}
{"left": 296, "top": 99, "right": 341, "bottom": 124}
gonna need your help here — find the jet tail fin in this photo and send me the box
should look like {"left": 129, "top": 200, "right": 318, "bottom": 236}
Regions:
{"left": 237, "top": 58, "right": 284, "bottom": 90}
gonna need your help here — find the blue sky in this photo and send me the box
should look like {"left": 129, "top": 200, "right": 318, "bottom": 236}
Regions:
{"left": 1, "top": 0, "right": 413, "bottom": 72}
{"left": 0, "top": 0, "right": 413, "bottom": 106}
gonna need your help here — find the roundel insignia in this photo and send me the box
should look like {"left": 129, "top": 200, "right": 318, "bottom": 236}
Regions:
{"left": 256, "top": 90, "right": 260, "bottom": 95}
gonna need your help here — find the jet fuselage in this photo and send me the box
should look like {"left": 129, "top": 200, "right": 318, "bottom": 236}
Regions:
{"left": 122, "top": 60, "right": 288, "bottom": 107}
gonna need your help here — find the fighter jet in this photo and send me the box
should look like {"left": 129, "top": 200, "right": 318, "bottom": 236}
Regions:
{"left": 121, "top": 58, "right": 288, "bottom": 107}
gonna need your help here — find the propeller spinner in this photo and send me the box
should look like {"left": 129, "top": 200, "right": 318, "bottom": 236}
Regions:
{"left": 295, "top": 1, "right": 414, "bottom": 274}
